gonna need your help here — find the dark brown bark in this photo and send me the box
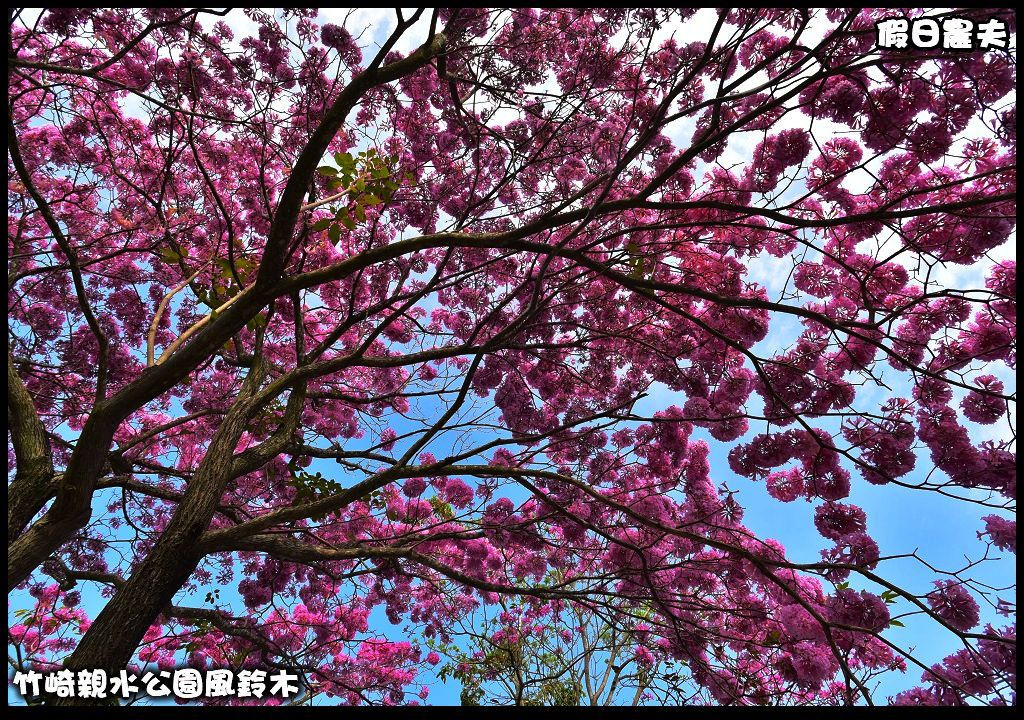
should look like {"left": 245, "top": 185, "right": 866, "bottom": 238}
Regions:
{"left": 52, "top": 360, "right": 269, "bottom": 704}
{"left": 6, "top": 351, "right": 54, "bottom": 543}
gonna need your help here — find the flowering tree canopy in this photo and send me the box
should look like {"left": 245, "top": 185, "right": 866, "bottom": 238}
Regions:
{"left": 7, "top": 8, "right": 1016, "bottom": 707}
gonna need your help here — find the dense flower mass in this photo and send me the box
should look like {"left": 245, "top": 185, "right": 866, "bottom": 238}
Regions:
{"left": 926, "top": 581, "right": 982, "bottom": 633}
{"left": 7, "top": 7, "right": 1016, "bottom": 708}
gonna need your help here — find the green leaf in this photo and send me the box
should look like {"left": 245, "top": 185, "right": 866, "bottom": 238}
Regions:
{"left": 246, "top": 313, "right": 269, "bottom": 332}
{"left": 429, "top": 496, "right": 455, "bottom": 521}
{"left": 340, "top": 208, "right": 356, "bottom": 230}
{"left": 361, "top": 193, "right": 382, "bottom": 205}
{"left": 158, "top": 247, "right": 182, "bottom": 264}
{"left": 317, "top": 166, "right": 338, "bottom": 177}
{"left": 889, "top": 619, "right": 905, "bottom": 628}
{"left": 312, "top": 218, "right": 333, "bottom": 231}
{"left": 328, "top": 224, "right": 342, "bottom": 243}
{"left": 334, "top": 152, "right": 354, "bottom": 170}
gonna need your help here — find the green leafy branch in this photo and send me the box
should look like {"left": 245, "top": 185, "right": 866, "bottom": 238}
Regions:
{"left": 307, "top": 149, "right": 414, "bottom": 243}
{"left": 287, "top": 468, "right": 344, "bottom": 521}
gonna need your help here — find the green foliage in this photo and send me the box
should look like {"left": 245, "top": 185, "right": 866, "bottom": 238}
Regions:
{"left": 440, "top": 605, "right": 585, "bottom": 706}
{"left": 450, "top": 638, "right": 582, "bottom": 706}
{"left": 246, "top": 312, "right": 269, "bottom": 333}
{"left": 428, "top": 495, "right": 455, "bottom": 521}
{"left": 182, "top": 619, "right": 215, "bottom": 653}
{"left": 312, "top": 149, "right": 411, "bottom": 242}
{"left": 460, "top": 685, "right": 485, "bottom": 706}
{"left": 532, "top": 679, "right": 581, "bottom": 706}
{"left": 157, "top": 246, "right": 186, "bottom": 264}
{"left": 287, "top": 469, "right": 344, "bottom": 520}
{"left": 624, "top": 239, "right": 656, "bottom": 280}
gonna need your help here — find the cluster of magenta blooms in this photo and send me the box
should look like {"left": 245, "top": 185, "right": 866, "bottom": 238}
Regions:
{"left": 8, "top": 7, "right": 1015, "bottom": 706}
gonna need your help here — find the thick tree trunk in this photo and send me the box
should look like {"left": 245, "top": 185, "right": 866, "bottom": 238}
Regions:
{"left": 52, "top": 362, "right": 267, "bottom": 705}
{"left": 7, "top": 413, "right": 117, "bottom": 592}
{"left": 7, "top": 352, "right": 56, "bottom": 544}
